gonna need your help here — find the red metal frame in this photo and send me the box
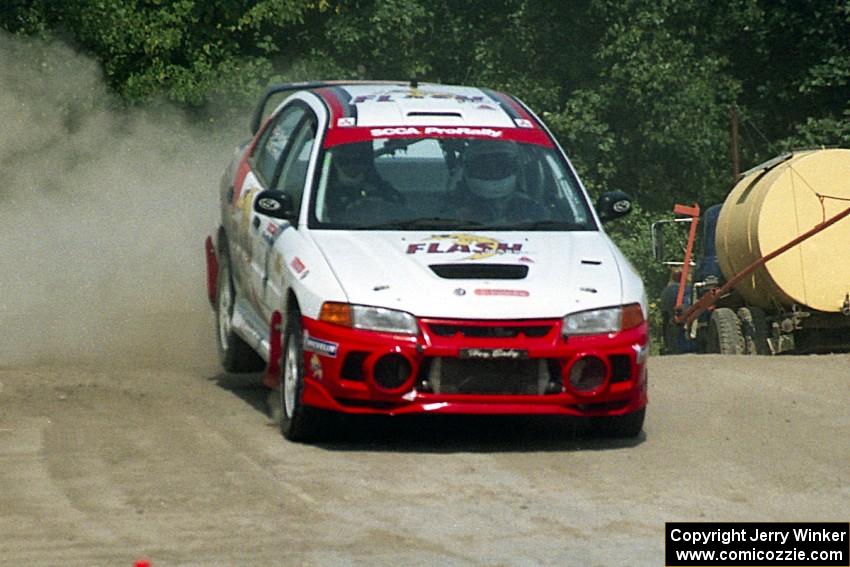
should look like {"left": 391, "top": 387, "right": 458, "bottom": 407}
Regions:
{"left": 671, "top": 203, "right": 850, "bottom": 326}
{"left": 672, "top": 204, "right": 700, "bottom": 312}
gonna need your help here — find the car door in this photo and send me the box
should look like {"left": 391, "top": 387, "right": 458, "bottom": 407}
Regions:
{"left": 250, "top": 112, "right": 318, "bottom": 321}
{"left": 232, "top": 105, "right": 306, "bottom": 299}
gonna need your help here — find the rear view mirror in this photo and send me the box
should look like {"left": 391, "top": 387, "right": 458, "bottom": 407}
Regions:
{"left": 254, "top": 190, "right": 297, "bottom": 222}
{"left": 596, "top": 190, "right": 632, "bottom": 223}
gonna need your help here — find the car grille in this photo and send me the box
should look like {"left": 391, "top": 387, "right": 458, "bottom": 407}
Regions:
{"left": 418, "top": 357, "right": 560, "bottom": 395}
{"left": 425, "top": 323, "right": 552, "bottom": 339}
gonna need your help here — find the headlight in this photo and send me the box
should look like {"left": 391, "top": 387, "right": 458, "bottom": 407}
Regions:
{"left": 562, "top": 303, "right": 644, "bottom": 336}
{"left": 320, "top": 302, "right": 419, "bottom": 335}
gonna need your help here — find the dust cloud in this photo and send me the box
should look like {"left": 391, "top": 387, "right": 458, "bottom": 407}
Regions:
{"left": 0, "top": 33, "right": 241, "bottom": 369}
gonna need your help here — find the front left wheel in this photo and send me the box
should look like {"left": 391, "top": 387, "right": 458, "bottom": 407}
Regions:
{"left": 279, "top": 313, "right": 326, "bottom": 442}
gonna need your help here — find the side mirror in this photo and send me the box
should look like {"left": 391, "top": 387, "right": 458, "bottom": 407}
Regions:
{"left": 651, "top": 222, "right": 665, "bottom": 262}
{"left": 596, "top": 190, "right": 632, "bottom": 223}
{"left": 254, "top": 190, "right": 297, "bottom": 222}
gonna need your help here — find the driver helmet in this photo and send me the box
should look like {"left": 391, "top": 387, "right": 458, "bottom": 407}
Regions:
{"left": 333, "top": 142, "right": 373, "bottom": 187}
{"left": 463, "top": 141, "right": 520, "bottom": 199}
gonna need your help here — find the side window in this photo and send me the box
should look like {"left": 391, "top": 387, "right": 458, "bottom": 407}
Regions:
{"left": 274, "top": 119, "right": 316, "bottom": 215}
{"left": 252, "top": 106, "right": 306, "bottom": 186}
{"left": 544, "top": 152, "right": 588, "bottom": 224}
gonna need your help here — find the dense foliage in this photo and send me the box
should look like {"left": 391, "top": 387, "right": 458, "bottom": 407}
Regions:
{"left": 3, "top": 0, "right": 848, "bottom": 300}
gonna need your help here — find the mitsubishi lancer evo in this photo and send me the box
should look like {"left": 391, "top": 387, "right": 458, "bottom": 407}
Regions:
{"left": 204, "top": 81, "right": 648, "bottom": 441}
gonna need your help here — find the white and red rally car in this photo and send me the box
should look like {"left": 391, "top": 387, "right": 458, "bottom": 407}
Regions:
{"left": 205, "top": 81, "right": 648, "bottom": 441}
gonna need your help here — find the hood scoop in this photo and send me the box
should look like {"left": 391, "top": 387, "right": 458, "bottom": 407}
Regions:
{"left": 429, "top": 263, "right": 529, "bottom": 280}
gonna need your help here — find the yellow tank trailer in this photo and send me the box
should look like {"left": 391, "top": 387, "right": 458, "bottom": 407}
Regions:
{"left": 716, "top": 149, "right": 850, "bottom": 313}
{"left": 654, "top": 149, "right": 850, "bottom": 355}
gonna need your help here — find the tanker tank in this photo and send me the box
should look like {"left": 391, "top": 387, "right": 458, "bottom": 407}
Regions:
{"left": 715, "top": 148, "right": 850, "bottom": 313}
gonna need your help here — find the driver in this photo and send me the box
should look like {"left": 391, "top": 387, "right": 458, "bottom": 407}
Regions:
{"left": 325, "top": 142, "right": 401, "bottom": 220}
{"left": 452, "top": 141, "right": 546, "bottom": 224}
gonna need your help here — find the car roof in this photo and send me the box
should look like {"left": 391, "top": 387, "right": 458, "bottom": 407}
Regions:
{"left": 252, "top": 81, "right": 533, "bottom": 127}
{"left": 250, "top": 81, "right": 549, "bottom": 146}
{"left": 310, "top": 82, "right": 534, "bottom": 129}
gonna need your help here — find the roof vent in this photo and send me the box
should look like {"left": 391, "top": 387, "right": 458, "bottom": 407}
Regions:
{"left": 429, "top": 264, "right": 529, "bottom": 280}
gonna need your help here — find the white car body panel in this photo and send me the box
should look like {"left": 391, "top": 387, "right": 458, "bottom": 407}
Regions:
{"left": 308, "top": 230, "right": 633, "bottom": 319}
{"left": 216, "top": 82, "right": 647, "bottom": 357}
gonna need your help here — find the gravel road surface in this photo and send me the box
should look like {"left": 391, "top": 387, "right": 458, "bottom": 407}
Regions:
{"left": 1, "top": 315, "right": 847, "bottom": 567}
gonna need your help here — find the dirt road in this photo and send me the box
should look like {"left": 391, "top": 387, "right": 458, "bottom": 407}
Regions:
{"left": 1, "top": 312, "right": 847, "bottom": 567}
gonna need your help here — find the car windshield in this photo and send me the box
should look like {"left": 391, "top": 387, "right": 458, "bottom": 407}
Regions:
{"left": 309, "top": 137, "right": 596, "bottom": 231}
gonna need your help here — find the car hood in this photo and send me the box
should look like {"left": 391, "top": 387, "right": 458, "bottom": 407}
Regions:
{"left": 308, "top": 230, "right": 624, "bottom": 319}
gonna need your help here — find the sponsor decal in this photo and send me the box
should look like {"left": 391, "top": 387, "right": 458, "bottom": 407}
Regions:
{"left": 406, "top": 234, "right": 524, "bottom": 261}
{"left": 262, "top": 222, "right": 282, "bottom": 244}
{"left": 453, "top": 288, "right": 467, "bottom": 296}
{"left": 518, "top": 256, "right": 535, "bottom": 263}
{"left": 303, "top": 333, "right": 339, "bottom": 358}
{"left": 370, "top": 126, "right": 503, "bottom": 139}
{"left": 325, "top": 125, "right": 553, "bottom": 148}
{"left": 612, "top": 199, "right": 631, "bottom": 213}
{"left": 309, "top": 354, "right": 323, "bottom": 380}
{"left": 238, "top": 187, "right": 259, "bottom": 263}
{"left": 352, "top": 90, "right": 486, "bottom": 104}
{"left": 337, "top": 117, "right": 356, "bottom": 127}
{"left": 514, "top": 118, "right": 534, "bottom": 128}
{"left": 460, "top": 348, "right": 528, "bottom": 360}
{"left": 258, "top": 197, "right": 281, "bottom": 211}
{"left": 290, "top": 257, "right": 306, "bottom": 274}
{"left": 474, "top": 289, "right": 530, "bottom": 297}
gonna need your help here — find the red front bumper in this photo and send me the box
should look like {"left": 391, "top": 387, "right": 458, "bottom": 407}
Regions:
{"left": 294, "top": 315, "right": 648, "bottom": 418}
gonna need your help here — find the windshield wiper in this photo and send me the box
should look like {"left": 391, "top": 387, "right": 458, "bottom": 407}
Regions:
{"left": 357, "top": 217, "right": 483, "bottom": 230}
{"left": 476, "top": 220, "right": 585, "bottom": 231}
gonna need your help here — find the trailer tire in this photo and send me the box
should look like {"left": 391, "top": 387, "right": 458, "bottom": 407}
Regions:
{"left": 737, "top": 306, "right": 770, "bottom": 355}
{"left": 662, "top": 316, "right": 680, "bottom": 355}
{"left": 706, "top": 308, "right": 745, "bottom": 354}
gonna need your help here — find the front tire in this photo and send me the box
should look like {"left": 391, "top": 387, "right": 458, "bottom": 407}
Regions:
{"left": 279, "top": 313, "right": 325, "bottom": 442}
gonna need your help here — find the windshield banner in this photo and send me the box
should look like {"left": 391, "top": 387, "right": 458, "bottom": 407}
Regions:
{"left": 323, "top": 126, "right": 553, "bottom": 148}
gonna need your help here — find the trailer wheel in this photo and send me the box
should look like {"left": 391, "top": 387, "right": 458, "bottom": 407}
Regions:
{"left": 737, "top": 307, "right": 770, "bottom": 355}
{"left": 661, "top": 316, "right": 680, "bottom": 355}
{"left": 706, "top": 308, "right": 745, "bottom": 354}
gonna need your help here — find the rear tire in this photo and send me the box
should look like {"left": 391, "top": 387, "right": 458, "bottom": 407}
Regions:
{"left": 737, "top": 306, "right": 770, "bottom": 355}
{"left": 215, "top": 239, "right": 265, "bottom": 372}
{"left": 279, "top": 313, "right": 326, "bottom": 442}
{"left": 593, "top": 407, "right": 645, "bottom": 438}
{"left": 706, "top": 307, "right": 745, "bottom": 354}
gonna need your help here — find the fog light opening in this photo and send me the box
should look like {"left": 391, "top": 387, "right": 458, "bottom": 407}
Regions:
{"left": 568, "top": 355, "right": 608, "bottom": 393}
{"left": 372, "top": 353, "right": 414, "bottom": 391}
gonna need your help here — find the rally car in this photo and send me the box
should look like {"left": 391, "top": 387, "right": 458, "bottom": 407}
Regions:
{"left": 205, "top": 81, "right": 648, "bottom": 441}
